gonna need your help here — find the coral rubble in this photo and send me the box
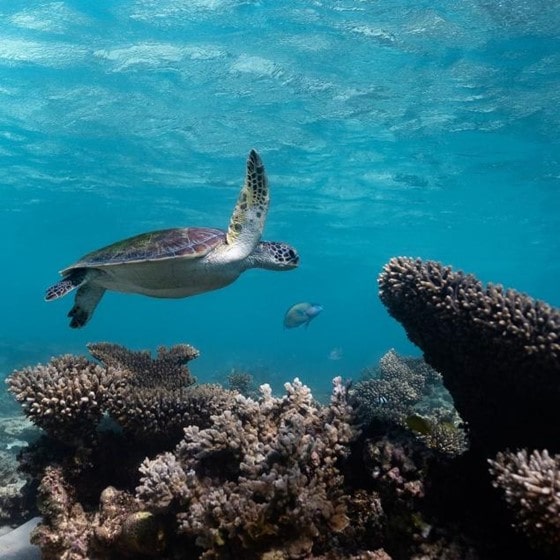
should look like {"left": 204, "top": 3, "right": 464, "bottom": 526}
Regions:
{"left": 378, "top": 257, "right": 560, "bottom": 453}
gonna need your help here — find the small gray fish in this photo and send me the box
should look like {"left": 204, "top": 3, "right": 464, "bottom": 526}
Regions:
{"left": 328, "top": 347, "right": 343, "bottom": 361}
{"left": 283, "top": 302, "right": 323, "bottom": 329}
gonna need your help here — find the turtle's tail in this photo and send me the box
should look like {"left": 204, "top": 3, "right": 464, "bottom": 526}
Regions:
{"left": 45, "top": 269, "right": 87, "bottom": 301}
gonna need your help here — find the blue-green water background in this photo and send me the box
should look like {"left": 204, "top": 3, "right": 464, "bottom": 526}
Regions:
{"left": 1, "top": 0, "right": 559, "bottom": 400}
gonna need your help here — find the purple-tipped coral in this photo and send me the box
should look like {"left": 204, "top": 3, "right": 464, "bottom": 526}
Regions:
{"left": 488, "top": 449, "right": 560, "bottom": 555}
{"left": 137, "top": 377, "right": 358, "bottom": 559}
{"left": 6, "top": 355, "right": 115, "bottom": 441}
{"left": 378, "top": 257, "right": 560, "bottom": 453}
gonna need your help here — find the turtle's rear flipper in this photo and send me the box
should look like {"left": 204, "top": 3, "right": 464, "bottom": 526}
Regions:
{"left": 45, "top": 269, "right": 87, "bottom": 301}
{"left": 68, "top": 285, "right": 106, "bottom": 328}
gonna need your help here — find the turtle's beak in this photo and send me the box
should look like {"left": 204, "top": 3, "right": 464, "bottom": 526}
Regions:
{"left": 287, "top": 248, "right": 299, "bottom": 268}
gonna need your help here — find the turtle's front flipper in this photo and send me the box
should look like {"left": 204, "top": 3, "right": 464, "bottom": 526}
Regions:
{"left": 68, "top": 285, "right": 106, "bottom": 328}
{"left": 226, "top": 150, "right": 270, "bottom": 258}
{"left": 45, "top": 269, "right": 87, "bottom": 301}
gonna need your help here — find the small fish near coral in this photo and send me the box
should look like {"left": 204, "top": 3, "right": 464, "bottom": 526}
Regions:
{"left": 328, "top": 347, "right": 343, "bottom": 360}
{"left": 44, "top": 150, "right": 299, "bottom": 328}
{"left": 283, "top": 302, "right": 323, "bottom": 329}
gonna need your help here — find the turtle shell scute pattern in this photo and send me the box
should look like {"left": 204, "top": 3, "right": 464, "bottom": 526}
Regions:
{"left": 77, "top": 227, "right": 225, "bottom": 266}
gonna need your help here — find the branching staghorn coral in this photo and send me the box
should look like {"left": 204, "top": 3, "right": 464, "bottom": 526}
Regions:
{"left": 137, "top": 377, "right": 359, "bottom": 559}
{"left": 378, "top": 257, "right": 560, "bottom": 453}
{"left": 488, "top": 449, "right": 560, "bottom": 555}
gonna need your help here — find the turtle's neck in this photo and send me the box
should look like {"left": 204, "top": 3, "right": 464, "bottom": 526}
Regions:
{"left": 242, "top": 241, "right": 299, "bottom": 271}
{"left": 243, "top": 243, "right": 279, "bottom": 270}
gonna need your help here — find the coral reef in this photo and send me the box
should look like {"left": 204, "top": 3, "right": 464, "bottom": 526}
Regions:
{"left": 6, "top": 355, "right": 115, "bottom": 442}
{"left": 7, "top": 329, "right": 556, "bottom": 559}
{"left": 351, "top": 349, "right": 442, "bottom": 425}
{"left": 226, "top": 368, "right": 258, "bottom": 398}
{"left": 378, "top": 257, "right": 560, "bottom": 453}
{"left": 89, "top": 342, "right": 236, "bottom": 442}
{"left": 6, "top": 343, "right": 233, "bottom": 446}
{"left": 87, "top": 342, "right": 198, "bottom": 389}
{"left": 488, "top": 449, "right": 560, "bottom": 555}
{"left": 137, "top": 377, "right": 358, "bottom": 559}
{"left": 32, "top": 465, "right": 92, "bottom": 559}
{"left": 350, "top": 350, "right": 466, "bottom": 457}
{"left": 30, "top": 465, "right": 167, "bottom": 559}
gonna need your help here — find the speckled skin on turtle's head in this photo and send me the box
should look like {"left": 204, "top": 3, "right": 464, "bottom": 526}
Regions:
{"left": 45, "top": 150, "right": 299, "bottom": 328}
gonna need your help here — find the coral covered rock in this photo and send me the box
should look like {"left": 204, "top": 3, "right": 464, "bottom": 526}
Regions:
{"left": 32, "top": 465, "right": 93, "bottom": 560}
{"left": 104, "top": 379, "right": 237, "bottom": 443}
{"left": 488, "top": 449, "right": 560, "bottom": 555}
{"left": 137, "top": 377, "right": 359, "bottom": 559}
{"left": 378, "top": 257, "right": 560, "bottom": 453}
{"left": 350, "top": 350, "right": 466, "bottom": 457}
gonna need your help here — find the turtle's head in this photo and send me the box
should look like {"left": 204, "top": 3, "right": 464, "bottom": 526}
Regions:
{"left": 245, "top": 241, "right": 299, "bottom": 271}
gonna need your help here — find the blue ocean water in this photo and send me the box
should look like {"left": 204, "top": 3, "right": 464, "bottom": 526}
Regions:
{"left": 1, "top": 0, "right": 559, "bottom": 399}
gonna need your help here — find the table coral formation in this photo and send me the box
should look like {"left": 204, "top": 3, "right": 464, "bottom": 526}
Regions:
{"left": 87, "top": 343, "right": 235, "bottom": 442}
{"left": 87, "top": 342, "right": 199, "bottom": 389}
{"left": 378, "top": 257, "right": 560, "bottom": 453}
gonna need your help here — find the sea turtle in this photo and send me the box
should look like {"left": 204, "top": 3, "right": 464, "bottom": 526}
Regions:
{"left": 45, "top": 150, "right": 299, "bottom": 328}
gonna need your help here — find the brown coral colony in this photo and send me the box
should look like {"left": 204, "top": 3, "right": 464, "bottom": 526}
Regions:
{"left": 4, "top": 256, "right": 560, "bottom": 559}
